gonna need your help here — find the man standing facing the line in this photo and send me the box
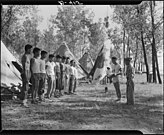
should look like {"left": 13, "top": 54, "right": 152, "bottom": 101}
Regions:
{"left": 21, "top": 44, "right": 33, "bottom": 107}
{"left": 111, "top": 57, "right": 122, "bottom": 101}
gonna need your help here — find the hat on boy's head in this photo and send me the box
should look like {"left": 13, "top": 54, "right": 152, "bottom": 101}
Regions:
{"left": 56, "top": 54, "right": 61, "bottom": 59}
{"left": 70, "top": 60, "right": 74, "bottom": 63}
{"left": 41, "top": 50, "right": 47, "bottom": 55}
{"left": 62, "top": 42, "right": 66, "bottom": 44}
{"left": 25, "top": 44, "right": 32, "bottom": 51}
{"left": 124, "top": 57, "right": 132, "bottom": 62}
{"left": 49, "top": 54, "right": 54, "bottom": 58}
{"left": 112, "top": 56, "right": 117, "bottom": 60}
{"left": 33, "top": 47, "right": 41, "bottom": 54}
{"left": 62, "top": 56, "right": 66, "bottom": 59}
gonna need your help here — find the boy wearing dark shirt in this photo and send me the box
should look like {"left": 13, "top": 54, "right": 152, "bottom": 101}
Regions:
{"left": 21, "top": 44, "right": 32, "bottom": 107}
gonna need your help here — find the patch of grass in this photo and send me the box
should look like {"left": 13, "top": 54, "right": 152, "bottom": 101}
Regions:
{"left": 1, "top": 74, "right": 163, "bottom": 133}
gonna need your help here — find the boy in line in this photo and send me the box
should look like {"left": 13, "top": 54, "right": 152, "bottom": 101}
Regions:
{"left": 30, "top": 47, "right": 41, "bottom": 104}
{"left": 73, "top": 61, "right": 78, "bottom": 93}
{"left": 38, "top": 50, "right": 48, "bottom": 101}
{"left": 45, "top": 54, "right": 56, "bottom": 99}
{"left": 21, "top": 44, "right": 33, "bottom": 107}
{"left": 106, "top": 67, "right": 112, "bottom": 83}
{"left": 64, "top": 57, "right": 70, "bottom": 94}
{"left": 105, "top": 67, "right": 112, "bottom": 93}
{"left": 68, "top": 60, "right": 74, "bottom": 94}
{"left": 61, "top": 56, "right": 66, "bottom": 94}
{"left": 55, "top": 55, "right": 62, "bottom": 97}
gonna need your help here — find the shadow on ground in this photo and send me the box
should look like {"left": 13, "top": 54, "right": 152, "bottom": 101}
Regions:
{"left": 1, "top": 74, "right": 163, "bottom": 133}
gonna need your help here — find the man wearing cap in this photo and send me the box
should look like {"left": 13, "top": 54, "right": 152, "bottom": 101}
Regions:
{"left": 45, "top": 54, "right": 56, "bottom": 99}
{"left": 125, "top": 57, "right": 135, "bottom": 105}
{"left": 21, "top": 44, "right": 33, "bottom": 107}
{"left": 111, "top": 56, "right": 122, "bottom": 101}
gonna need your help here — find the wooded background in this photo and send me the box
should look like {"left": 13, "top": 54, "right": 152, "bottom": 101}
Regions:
{"left": 1, "top": 1, "right": 163, "bottom": 83}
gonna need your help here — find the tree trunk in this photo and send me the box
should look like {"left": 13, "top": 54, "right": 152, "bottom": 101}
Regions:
{"left": 150, "top": 2, "right": 156, "bottom": 83}
{"left": 150, "top": 1, "right": 162, "bottom": 84}
{"left": 141, "top": 30, "right": 149, "bottom": 82}
{"left": 133, "top": 38, "right": 138, "bottom": 68}
{"left": 123, "top": 28, "right": 126, "bottom": 75}
{"left": 151, "top": 43, "right": 157, "bottom": 83}
{"left": 138, "top": 61, "right": 140, "bottom": 71}
{"left": 126, "top": 34, "right": 129, "bottom": 58}
{"left": 155, "top": 49, "right": 162, "bottom": 84}
{"left": 141, "top": 62, "right": 142, "bottom": 72}
{"left": 137, "top": 5, "right": 149, "bottom": 82}
{"left": 129, "top": 47, "right": 131, "bottom": 57}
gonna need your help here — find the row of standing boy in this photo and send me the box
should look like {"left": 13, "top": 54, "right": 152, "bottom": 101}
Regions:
{"left": 21, "top": 44, "right": 78, "bottom": 107}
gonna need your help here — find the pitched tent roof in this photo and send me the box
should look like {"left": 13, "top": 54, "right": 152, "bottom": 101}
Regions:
{"left": 54, "top": 44, "right": 88, "bottom": 79}
{"left": 79, "top": 52, "right": 94, "bottom": 74}
{"left": 1, "top": 41, "right": 22, "bottom": 87}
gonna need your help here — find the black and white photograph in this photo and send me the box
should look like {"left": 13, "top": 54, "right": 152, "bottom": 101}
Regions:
{"left": 1, "top": 1, "right": 163, "bottom": 134}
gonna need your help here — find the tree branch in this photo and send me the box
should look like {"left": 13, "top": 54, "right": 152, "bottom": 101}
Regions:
{"left": 154, "top": 19, "right": 164, "bottom": 30}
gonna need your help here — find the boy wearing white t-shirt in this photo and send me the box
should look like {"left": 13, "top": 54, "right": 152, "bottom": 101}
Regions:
{"left": 45, "top": 54, "right": 56, "bottom": 98}
{"left": 30, "top": 47, "right": 41, "bottom": 104}
{"left": 68, "top": 60, "right": 74, "bottom": 94}
{"left": 64, "top": 57, "right": 70, "bottom": 94}
{"left": 55, "top": 55, "right": 62, "bottom": 97}
{"left": 38, "top": 50, "right": 47, "bottom": 101}
{"left": 73, "top": 61, "right": 78, "bottom": 93}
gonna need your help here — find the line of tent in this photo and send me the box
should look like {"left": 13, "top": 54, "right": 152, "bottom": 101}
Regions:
{"left": 1, "top": 41, "right": 97, "bottom": 88}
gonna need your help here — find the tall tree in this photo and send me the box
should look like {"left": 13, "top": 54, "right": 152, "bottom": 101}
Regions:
{"left": 1, "top": 5, "right": 40, "bottom": 61}
{"left": 149, "top": 1, "right": 162, "bottom": 84}
{"left": 1, "top": 5, "right": 36, "bottom": 44}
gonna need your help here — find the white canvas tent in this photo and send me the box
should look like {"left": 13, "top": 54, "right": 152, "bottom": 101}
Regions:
{"left": 54, "top": 43, "right": 88, "bottom": 79}
{"left": 79, "top": 52, "right": 94, "bottom": 74}
{"left": 1, "top": 41, "right": 22, "bottom": 87}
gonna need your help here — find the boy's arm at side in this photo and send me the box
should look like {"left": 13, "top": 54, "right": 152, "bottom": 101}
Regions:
{"left": 30, "top": 58, "right": 34, "bottom": 76}
{"left": 45, "top": 64, "right": 49, "bottom": 78}
{"left": 21, "top": 55, "right": 28, "bottom": 82}
{"left": 117, "top": 67, "right": 122, "bottom": 76}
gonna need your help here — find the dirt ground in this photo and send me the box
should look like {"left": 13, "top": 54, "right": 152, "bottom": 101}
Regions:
{"left": 1, "top": 74, "right": 163, "bottom": 134}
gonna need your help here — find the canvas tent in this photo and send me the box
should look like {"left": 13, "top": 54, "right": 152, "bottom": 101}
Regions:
{"left": 79, "top": 52, "right": 94, "bottom": 74}
{"left": 1, "top": 41, "right": 22, "bottom": 87}
{"left": 54, "top": 44, "right": 88, "bottom": 79}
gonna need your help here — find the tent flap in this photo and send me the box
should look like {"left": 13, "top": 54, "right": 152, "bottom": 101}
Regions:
{"left": 1, "top": 41, "right": 22, "bottom": 87}
{"left": 79, "top": 52, "right": 94, "bottom": 74}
